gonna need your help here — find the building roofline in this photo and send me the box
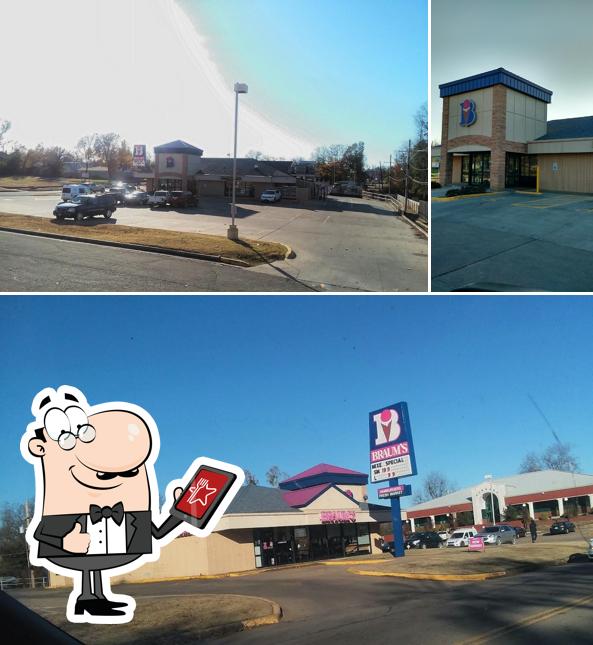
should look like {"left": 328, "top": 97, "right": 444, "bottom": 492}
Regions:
{"left": 439, "top": 67, "right": 552, "bottom": 103}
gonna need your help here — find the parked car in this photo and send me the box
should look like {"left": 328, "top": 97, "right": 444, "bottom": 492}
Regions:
{"left": 379, "top": 535, "right": 394, "bottom": 553}
{"left": 81, "top": 182, "right": 104, "bottom": 193}
{"left": 405, "top": 531, "right": 445, "bottom": 550}
{"left": 124, "top": 191, "right": 150, "bottom": 206}
{"left": 169, "top": 191, "right": 197, "bottom": 208}
{"left": 106, "top": 185, "right": 132, "bottom": 205}
{"left": 53, "top": 194, "right": 117, "bottom": 222}
{"left": 437, "top": 531, "right": 450, "bottom": 541}
{"left": 447, "top": 528, "right": 477, "bottom": 547}
{"left": 61, "top": 184, "right": 93, "bottom": 202}
{"left": 549, "top": 521, "right": 576, "bottom": 535}
{"left": 512, "top": 526, "right": 526, "bottom": 538}
{"left": 476, "top": 525, "right": 517, "bottom": 545}
{"left": 148, "top": 190, "right": 171, "bottom": 208}
{"left": 587, "top": 538, "right": 593, "bottom": 561}
{"left": 260, "top": 189, "right": 282, "bottom": 203}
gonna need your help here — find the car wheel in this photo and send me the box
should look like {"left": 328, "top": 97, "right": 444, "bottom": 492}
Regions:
{"left": 496, "top": 538, "right": 501, "bottom": 546}
{"left": 421, "top": 543, "right": 427, "bottom": 550}
{"left": 512, "top": 537, "right": 516, "bottom": 545}
{"left": 75, "top": 211, "right": 83, "bottom": 222}
{"left": 438, "top": 541, "right": 445, "bottom": 548}
{"left": 104, "top": 209, "right": 113, "bottom": 219}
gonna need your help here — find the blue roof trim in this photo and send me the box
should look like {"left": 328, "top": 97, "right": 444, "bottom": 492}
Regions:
{"left": 279, "top": 472, "right": 368, "bottom": 491}
{"left": 439, "top": 68, "right": 552, "bottom": 103}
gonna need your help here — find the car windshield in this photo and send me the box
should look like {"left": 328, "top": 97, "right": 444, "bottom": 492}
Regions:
{"left": 451, "top": 533, "right": 464, "bottom": 539}
{"left": 483, "top": 527, "right": 499, "bottom": 533}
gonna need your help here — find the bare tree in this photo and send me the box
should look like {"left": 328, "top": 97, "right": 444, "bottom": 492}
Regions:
{"left": 76, "top": 134, "right": 96, "bottom": 171}
{"left": 265, "top": 466, "right": 288, "bottom": 488}
{"left": 519, "top": 451, "right": 542, "bottom": 473}
{"left": 0, "top": 119, "right": 11, "bottom": 151}
{"left": 413, "top": 471, "right": 455, "bottom": 504}
{"left": 94, "top": 132, "right": 121, "bottom": 178}
{"left": 243, "top": 469, "right": 259, "bottom": 486}
{"left": 518, "top": 443, "right": 579, "bottom": 473}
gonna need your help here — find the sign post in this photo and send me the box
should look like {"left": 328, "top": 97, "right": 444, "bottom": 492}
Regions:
{"left": 369, "top": 401, "right": 417, "bottom": 558}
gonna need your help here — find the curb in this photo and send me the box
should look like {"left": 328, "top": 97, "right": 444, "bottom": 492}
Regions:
{"left": 194, "top": 596, "right": 282, "bottom": 640}
{"left": 348, "top": 568, "right": 507, "bottom": 581}
{"left": 399, "top": 213, "right": 428, "bottom": 238}
{"left": 432, "top": 192, "right": 502, "bottom": 202}
{"left": 0, "top": 225, "right": 252, "bottom": 268}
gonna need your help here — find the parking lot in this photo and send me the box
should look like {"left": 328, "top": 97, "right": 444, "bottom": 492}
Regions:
{"left": 0, "top": 192, "right": 427, "bottom": 292}
{"left": 431, "top": 191, "right": 593, "bottom": 291}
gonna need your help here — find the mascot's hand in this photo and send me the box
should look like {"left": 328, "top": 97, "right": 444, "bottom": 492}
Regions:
{"left": 63, "top": 522, "right": 90, "bottom": 554}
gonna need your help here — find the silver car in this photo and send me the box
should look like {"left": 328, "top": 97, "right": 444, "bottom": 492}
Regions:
{"left": 476, "top": 525, "right": 517, "bottom": 546}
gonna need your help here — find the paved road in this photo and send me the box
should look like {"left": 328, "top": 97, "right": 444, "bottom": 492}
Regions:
{"left": 0, "top": 192, "right": 427, "bottom": 292}
{"left": 432, "top": 191, "right": 593, "bottom": 291}
{"left": 0, "top": 231, "right": 318, "bottom": 292}
{"left": 10, "top": 560, "right": 593, "bottom": 643}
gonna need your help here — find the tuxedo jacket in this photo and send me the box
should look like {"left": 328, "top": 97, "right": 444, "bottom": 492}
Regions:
{"left": 33, "top": 511, "right": 179, "bottom": 558}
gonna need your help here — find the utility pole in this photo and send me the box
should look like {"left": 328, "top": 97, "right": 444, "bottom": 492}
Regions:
{"left": 388, "top": 154, "right": 392, "bottom": 196}
{"left": 404, "top": 139, "right": 411, "bottom": 216}
{"left": 379, "top": 162, "right": 383, "bottom": 190}
{"left": 24, "top": 499, "right": 35, "bottom": 589}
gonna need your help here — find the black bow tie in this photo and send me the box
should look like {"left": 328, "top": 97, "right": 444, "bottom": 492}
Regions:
{"left": 89, "top": 502, "right": 124, "bottom": 525}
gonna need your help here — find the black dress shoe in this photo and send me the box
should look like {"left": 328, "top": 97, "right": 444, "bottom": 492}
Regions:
{"left": 74, "top": 599, "right": 126, "bottom": 616}
{"left": 95, "top": 597, "right": 129, "bottom": 608}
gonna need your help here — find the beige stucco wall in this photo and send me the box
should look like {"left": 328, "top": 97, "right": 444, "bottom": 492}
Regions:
{"left": 197, "top": 180, "right": 226, "bottom": 197}
{"left": 306, "top": 487, "right": 360, "bottom": 510}
{"left": 538, "top": 153, "right": 593, "bottom": 193}
{"left": 505, "top": 89, "right": 547, "bottom": 143}
{"left": 204, "top": 529, "right": 255, "bottom": 575}
{"left": 529, "top": 138, "right": 593, "bottom": 155}
{"left": 447, "top": 88, "right": 493, "bottom": 139}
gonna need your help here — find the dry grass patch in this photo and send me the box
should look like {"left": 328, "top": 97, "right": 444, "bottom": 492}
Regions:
{"left": 355, "top": 538, "right": 592, "bottom": 577}
{"left": 0, "top": 176, "right": 84, "bottom": 189}
{"left": 0, "top": 213, "right": 288, "bottom": 266}
{"left": 35, "top": 594, "right": 276, "bottom": 644}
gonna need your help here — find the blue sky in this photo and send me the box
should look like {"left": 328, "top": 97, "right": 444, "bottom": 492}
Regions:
{"left": 2, "top": 295, "right": 591, "bottom": 510}
{"left": 184, "top": 0, "right": 428, "bottom": 164}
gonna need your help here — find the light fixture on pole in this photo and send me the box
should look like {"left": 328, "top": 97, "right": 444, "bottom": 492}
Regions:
{"left": 484, "top": 474, "right": 495, "bottom": 524}
{"left": 228, "top": 82, "right": 248, "bottom": 241}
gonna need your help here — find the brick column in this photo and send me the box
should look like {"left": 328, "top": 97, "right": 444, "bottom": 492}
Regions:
{"left": 439, "top": 97, "right": 452, "bottom": 186}
{"left": 490, "top": 85, "right": 507, "bottom": 191}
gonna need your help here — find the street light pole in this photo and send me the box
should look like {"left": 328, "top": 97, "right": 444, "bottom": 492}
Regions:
{"left": 228, "top": 82, "right": 248, "bottom": 241}
{"left": 485, "top": 474, "right": 495, "bottom": 524}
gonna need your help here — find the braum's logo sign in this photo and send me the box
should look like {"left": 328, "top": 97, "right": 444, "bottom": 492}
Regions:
{"left": 460, "top": 98, "right": 477, "bottom": 127}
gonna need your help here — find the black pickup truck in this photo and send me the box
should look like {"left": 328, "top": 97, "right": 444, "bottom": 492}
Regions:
{"left": 53, "top": 194, "right": 117, "bottom": 222}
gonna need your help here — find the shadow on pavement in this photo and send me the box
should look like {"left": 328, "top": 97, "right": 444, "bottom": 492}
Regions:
{"left": 52, "top": 218, "right": 117, "bottom": 227}
{"left": 237, "top": 240, "right": 318, "bottom": 292}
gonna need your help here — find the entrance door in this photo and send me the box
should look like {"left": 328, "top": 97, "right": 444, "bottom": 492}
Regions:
{"left": 461, "top": 153, "right": 491, "bottom": 185}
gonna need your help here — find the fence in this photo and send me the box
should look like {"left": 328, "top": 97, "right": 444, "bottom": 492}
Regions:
{"left": 0, "top": 576, "right": 48, "bottom": 590}
{"left": 362, "top": 191, "right": 428, "bottom": 233}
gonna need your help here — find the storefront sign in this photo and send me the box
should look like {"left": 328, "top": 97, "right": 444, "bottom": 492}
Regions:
{"left": 378, "top": 484, "right": 412, "bottom": 499}
{"left": 133, "top": 144, "right": 146, "bottom": 168}
{"left": 468, "top": 537, "right": 485, "bottom": 552}
{"left": 320, "top": 510, "right": 356, "bottom": 523}
{"left": 369, "top": 402, "right": 417, "bottom": 483}
{"left": 460, "top": 98, "right": 477, "bottom": 127}
{"left": 166, "top": 156, "right": 175, "bottom": 168}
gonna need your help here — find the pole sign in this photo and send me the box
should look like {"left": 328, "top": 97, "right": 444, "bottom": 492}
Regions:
{"left": 378, "top": 484, "right": 411, "bottom": 500}
{"left": 369, "top": 401, "right": 417, "bottom": 483}
{"left": 369, "top": 401, "right": 417, "bottom": 559}
{"left": 133, "top": 144, "right": 146, "bottom": 168}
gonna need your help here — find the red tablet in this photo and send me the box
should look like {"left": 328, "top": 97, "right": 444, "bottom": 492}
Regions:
{"left": 170, "top": 465, "right": 237, "bottom": 530}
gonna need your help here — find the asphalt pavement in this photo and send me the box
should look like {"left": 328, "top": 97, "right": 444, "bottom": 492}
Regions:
{"left": 0, "top": 231, "right": 316, "bottom": 292}
{"left": 431, "top": 191, "right": 593, "bottom": 291}
{"left": 10, "top": 558, "right": 593, "bottom": 644}
{"left": 0, "top": 192, "right": 427, "bottom": 292}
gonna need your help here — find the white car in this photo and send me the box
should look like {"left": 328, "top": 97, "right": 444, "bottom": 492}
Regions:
{"left": 148, "top": 190, "right": 171, "bottom": 207}
{"left": 447, "top": 528, "right": 477, "bottom": 547}
{"left": 588, "top": 538, "right": 593, "bottom": 560}
{"left": 61, "top": 184, "right": 92, "bottom": 202}
{"left": 260, "top": 189, "right": 281, "bottom": 202}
